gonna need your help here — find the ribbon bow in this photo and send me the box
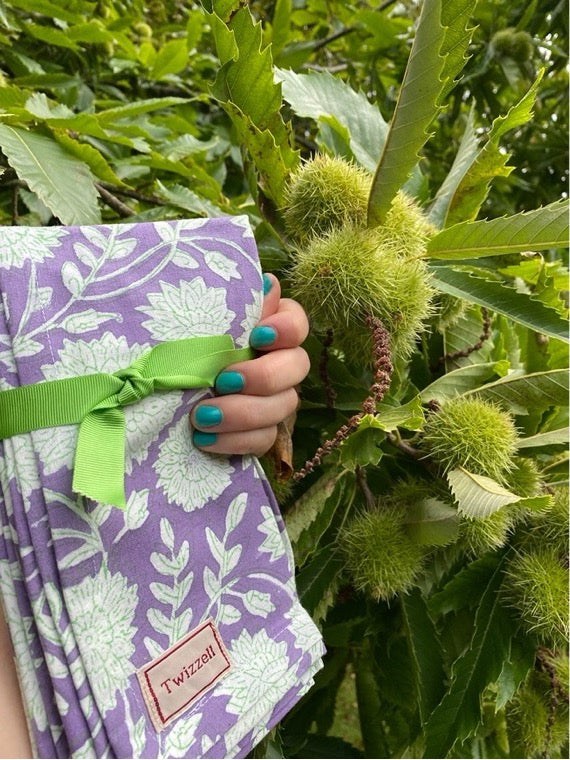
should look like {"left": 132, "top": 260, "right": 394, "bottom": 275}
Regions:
{"left": 0, "top": 336, "right": 253, "bottom": 508}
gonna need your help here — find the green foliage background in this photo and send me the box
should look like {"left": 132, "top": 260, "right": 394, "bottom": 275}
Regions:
{"left": 0, "top": 1, "right": 568, "bottom": 758}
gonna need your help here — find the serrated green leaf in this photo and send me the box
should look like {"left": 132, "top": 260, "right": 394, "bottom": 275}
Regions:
{"left": 155, "top": 180, "right": 224, "bottom": 217}
{"left": 367, "top": 0, "right": 445, "bottom": 225}
{"left": 404, "top": 498, "right": 459, "bottom": 546}
{"left": 96, "top": 98, "right": 188, "bottom": 124}
{"left": 296, "top": 543, "right": 343, "bottom": 616}
{"left": 285, "top": 470, "right": 348, "bottom": 566}
{"left": 276, "top": 69, "right": 388, "bottom": 172}
{"left": 438, "top": 0, "right": 478, "bottom": 100}
{"left": 401, "top": 589, "right": 447, "bottom": 726}
{"left": 222, "top": 102, "right": 293, "bottom": 204}
{"left": 430, "top": 266, "right": 569, "bottom": 342}
{"left": 420, "top": 362, "right": 508, "bottom": 404}
{"left": 339, "top": 415, "right": 386, "bottom": 469}
{"left": 494, "top": 635, "right": 536, "bottom": 711}
{"left": 210, "top": 7, "right": 297, "bottom": 204}
{"left": 429, "top": 106, "right": 479, "bottom": 227}
{"left": 441, "top": 305, "right": 496, "bottom": 370}
{"left": 51, "top": 130, "right": 125, "bottom": 186}
{"left": 423, "top": 552, "right": 516, "bottom": 758}
{"left": 374, "top": 396, "right": 425, "bottom": 432}
{"left": 517, "top": 427, "right": 569, "bottom": 449}
{"left": 447, "top": 72, "right": 544, "bottom": 224}
{"left": 429, "top": 553, "right": 499, "bottom": 616}
{"left": 447, "top": 467, "right": 519, "bottom": 518}
{"left": 428, "top": 200, "right": 569, "bottom": 259}
{"left": 0, "top": 124, "right": 100, "bottom": 224}
{"left": 464, "top": 368, "right": 569, "bottom": 415}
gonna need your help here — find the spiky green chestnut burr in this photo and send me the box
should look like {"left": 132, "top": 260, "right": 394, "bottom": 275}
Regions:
{"left": 290, "top": 224, "right": 434, "bottom": 360}
{"left": 507, "top": 675, "right": 569, "bottom": 758}
{"left": 524, "top": 486, "right": 569, "bottom": 555}
{"left": 504, "top": 456, "right": 543, "bottom": 498}
{"left": 283, "top": 155, "right": 371, "bottom": 244}
{"left": 339, "top": 506, "right": 424, "bottom": 601}
{"left": 459, "top": 508, "right": 514, "bottom": 557}
{"left": 259, "top": 455, "right": 294, "bottom": 505}
{"left": 421, "top": 396, "right": 518, "bottom": 482}
{"left": 504, "top": 546, "right": 569, "bottom": 646}
{"left": 492, "top": 28, "right": 534, "bottom": 62}
{"left": 432, "top": 294, "right": 469, "bottom": 333}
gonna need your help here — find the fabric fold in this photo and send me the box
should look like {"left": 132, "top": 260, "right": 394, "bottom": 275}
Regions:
{"left": 0, "top": 216, "right": 325, "bottom": 758}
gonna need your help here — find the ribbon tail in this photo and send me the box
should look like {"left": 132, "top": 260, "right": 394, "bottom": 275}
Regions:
{"left": 73, "top": 407, "right": 128, "bottom": 509}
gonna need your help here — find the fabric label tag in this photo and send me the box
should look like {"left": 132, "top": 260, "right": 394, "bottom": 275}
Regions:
{"left": 137, "top": 618, "right": 232, "bottom": 731}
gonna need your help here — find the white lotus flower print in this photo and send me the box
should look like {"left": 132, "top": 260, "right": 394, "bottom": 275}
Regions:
{"left": 65, "top": 568, "right": 138, "bottom": 715}
{"left": 0, "top": 226, "right": 67, "bottom": 269}
{"left": 284, "top": 606, "right": 323, "bottom": 655}
{"left": 235, "top": 288, "right": 263, "bottom": 347}
{"left": 257, "top": 505, "right": 287, "bottom": 562}
{"left": 154, "top": 416, "right": 234, "bottom": 510}
{"left": 138, "top": 278, "right": 235, "bottom": 341}
{"left": 5, "top": 435, "right": 39, "bottom": 503}
{"left": 216, "top": 629, "right": 290, "bottom": 717}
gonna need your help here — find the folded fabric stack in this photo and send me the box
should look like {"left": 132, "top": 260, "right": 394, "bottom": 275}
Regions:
{"left": 0, "top": 216, "right": 324, "bottom": 758}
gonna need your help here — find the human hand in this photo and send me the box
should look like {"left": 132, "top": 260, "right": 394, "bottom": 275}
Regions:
{"left": 190, "top": 274, "right": 309, "bottom": 456}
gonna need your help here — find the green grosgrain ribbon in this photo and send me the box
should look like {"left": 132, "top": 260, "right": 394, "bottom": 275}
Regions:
{"left": 0, "top": 336, "right": 253, "bottom": 509}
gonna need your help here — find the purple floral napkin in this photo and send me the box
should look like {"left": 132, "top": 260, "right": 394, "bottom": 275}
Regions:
{"left": 0, "top": 216, "right": 324, "bottom": 758}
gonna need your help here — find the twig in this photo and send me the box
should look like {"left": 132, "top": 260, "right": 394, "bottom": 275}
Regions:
{"left": 294, "top": 315, "right": 393, "bottom": 480}
{"left": 95, "top": 183, "right": 135, "bottom": 218}
{"left": 319, "top": 328, "right": 337, "bottom": 409}
{"left": 98, "top": 182, "right": 167, "bottom": 206}
{"left": 311, "top": 0, "right": 399, "bottom": 51}
{"left": 356, "top": 465, "right": 376, "bottom": 510}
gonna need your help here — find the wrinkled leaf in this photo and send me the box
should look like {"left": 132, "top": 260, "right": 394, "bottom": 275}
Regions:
{"left": 0, "top": 124, "right": 100, "bottom": 224}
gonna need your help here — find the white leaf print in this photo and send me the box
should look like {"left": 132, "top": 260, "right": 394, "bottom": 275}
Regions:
{"left": 150, "top": 551, "right": 179, "bottom": 577}
{"left": 60, "top": 310, "right": 120, "bottom": 335}
{"left": 82, "top": 226, "right": 109, "bottom": 250}
{"left": 204, "top": 252, "right": 240, "bottom": 281}
{"left": 155, "top": 220, "right": 182, "bottom": 243}
{"left": 124, "top": 489, "right": 150, "bottom": 531}
{"left": 172, "top": 249, "right": 199, "bottom": 269}
{"left": 131, "top": 716, "right": 147, "bottom": 758}
{"left": 144, "top": 636, "right": 163, "bottom": 660}
{"left": 149, "top": 581, "right": 178, "bottom": 607}
{"left": 203, "top": 566, "right": 219, "bottom": 601}
{"left": 107, "top": 236, "right": 137, "bottom": 259}
{"left": 163, "top": 711, "right": 202, "bottom": 758}
{"left": 205, "top": 527, "right": 224, "bottom": 569}
{"left": 30, "top": 285, "right": 53, "bottom": 313}
{"left": 222, "top": 544, "right": 242, "bottom": 576}
{"left": 219, "top": 603, "right": 241, "bottom": 625}
{"left": 160, "top": 518, "right": 175, "bottom": 551}
{"left": 61, "top": 260, "right": 84, "bottom": 296}
{"left": 73, "top": 242, "right": 99, "bottom": 269}
{"left": 242, "top": 590, "right": 275, "bottom": 618}
{"left": 147, "top": 608, "right": 173, "bottom": 637}
{"left": 225, "top": 492, "right": 248, "bottom": 534}
{"left": 12, "top": 335, "right": 43, "bottom": 358}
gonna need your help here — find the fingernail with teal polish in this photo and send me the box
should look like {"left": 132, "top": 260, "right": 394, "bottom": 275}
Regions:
{"left": 250, "top": 325, "right": 277, "bottom": 349}
{"left": 195, "top": 405, "right": 223, "bottom": 427}
{"left": 215, "top": 371, "right": 245, "bottom": 394}
{"left": 193, "top": 431, "right": 218, "bottom": 447}
{"left": 263, "top": 273, "right": 273, "bottom": 295}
